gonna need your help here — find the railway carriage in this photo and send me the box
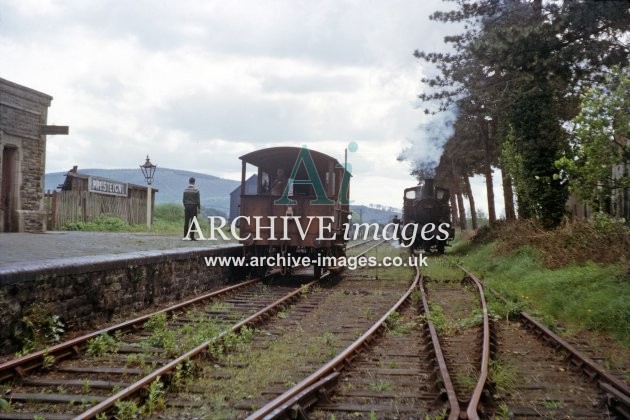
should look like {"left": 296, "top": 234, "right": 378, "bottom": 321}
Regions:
{"left": 402, "top": 178, "right": 454, "bottom": 254}
{"left": 238, "top": 146, "right": 350, "bottom": 277}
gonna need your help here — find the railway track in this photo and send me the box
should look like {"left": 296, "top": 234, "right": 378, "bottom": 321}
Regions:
{"left": 452, "top": 262, "right": 630, "bottom": 418}
{"left": 244, "top": 252, "right": 629, "bottom": 420}
{"left": 0, "top": 241, "right": 382, "bottom": 419}
{"left": 5, "top": 243, "right": 625, "bottom": 419}
{"left": 0, "top": 274, "right": 318, "bottom": 419}
{"left": 490, "top": 316, "right": 613, "bottom": 418}
{"left": 242, "top": 244, "right": 463, "bottom": 419}
{"left": 156, "top": 240, "right": 410, "bottom": 417}
{"left": 308, "top": 301, "right": 443, "bottom": 418}
{"left": 247, "top": 256, "right": 426, "bottom": 419}
{"left": 421, "top": 273, "right": 490, "bottom": 419}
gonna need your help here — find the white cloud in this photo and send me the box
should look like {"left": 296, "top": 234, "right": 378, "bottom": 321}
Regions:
{"left": 1, "top": 0, "right": 485, "bottom": 211}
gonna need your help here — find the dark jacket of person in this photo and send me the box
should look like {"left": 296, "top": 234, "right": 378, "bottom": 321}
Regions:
{"left": 183, "top": 185, "right": 200, "bottom": 211}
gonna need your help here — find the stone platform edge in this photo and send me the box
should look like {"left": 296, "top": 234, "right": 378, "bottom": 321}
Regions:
{"left": 0, "top": 245, "right": 243, "bottom": 285}
{"left": 0, "top": 244, "right": 245, "bottom": 354}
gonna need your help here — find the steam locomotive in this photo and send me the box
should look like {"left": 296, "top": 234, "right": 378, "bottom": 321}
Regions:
{"left": 401, "top": 179, "right": 454, "bottom": 254}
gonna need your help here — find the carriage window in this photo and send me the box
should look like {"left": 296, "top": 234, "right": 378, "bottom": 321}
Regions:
{"left": 436, "top": 189, "right": 446, "bottom": 200}
{"left": 260, "top": 172, "right": 270, "bottom": 194}
{"left": 405, "top": 190, "right": 416, "bottom": 200}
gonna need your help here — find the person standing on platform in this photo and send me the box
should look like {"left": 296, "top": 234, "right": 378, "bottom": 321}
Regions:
{"left": 183, "top": 177, "right": 201, "bottom": 240}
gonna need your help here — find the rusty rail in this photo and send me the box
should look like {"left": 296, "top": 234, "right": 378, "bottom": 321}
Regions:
{"left": 75, "top": 279, "right": 319, "bottom": 419}
{"left": 461, "top": 274, "right": 491, "bottom": 420}
{"left": 519, "top": 312, "right": 630, "bottom": 417}
{"left": 0, "top": 278, "right": 259, "bottom": 383}
{"left": 419, "top": 275, "right": 461, "bottom": 420}
{"left": 247, "top": 264, "right": 419, "bottom": 419}
{"left": 419, "top": 266, "right": 492, "bottom": 419}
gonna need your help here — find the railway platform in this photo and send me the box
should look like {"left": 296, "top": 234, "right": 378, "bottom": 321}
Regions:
{"left": 0, "top": 231, "right": 234, "bottom": 268}
{"left": 0, "top": 231, "right": 241, "bottom": 354}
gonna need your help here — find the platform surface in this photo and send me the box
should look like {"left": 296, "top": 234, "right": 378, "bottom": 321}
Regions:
{"left": 0, "top": 231, "right": 234, "bottom": 268}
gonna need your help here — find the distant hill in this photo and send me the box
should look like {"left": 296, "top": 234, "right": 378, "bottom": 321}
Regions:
{"left": 45, "top": 168, "right": 239, "bottom": 216}
{"left": 351, "top": 204, "right": 402, "bottom": 225}
{"left": 45, "top": 168, "right": 399, "bottom": 222}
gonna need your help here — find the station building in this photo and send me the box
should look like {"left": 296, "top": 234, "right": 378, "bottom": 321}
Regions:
{"left": 0, "top": 78, "right": 67, "bottom": 233}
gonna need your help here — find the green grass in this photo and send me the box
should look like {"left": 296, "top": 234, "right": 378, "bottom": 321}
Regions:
{"left": 421, "top": 256, "right": 463, "bottom": 281}
{"left": 85, "top": 333, "right": 120, "bottom": 357}
{"left": 60, "top": 203, "right": 229, "bottom": 236}
{"left": 62, "top": 215, "right": 137, "bottom": 232}
{"left": 451, "top": 241, "right": 630, "bottom": 346}
{"left": 385, "top": 311, "right": 418, "bottom": 336}
{"left": 488, "top": 359, "right": 518, "bottom": 395}
{"left": 368, "top": 378, "right": 392, "bottom": 392}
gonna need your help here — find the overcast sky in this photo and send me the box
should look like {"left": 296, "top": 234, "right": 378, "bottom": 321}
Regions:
{"left": 1, "top": 0, "right": 503, "bottom": 215}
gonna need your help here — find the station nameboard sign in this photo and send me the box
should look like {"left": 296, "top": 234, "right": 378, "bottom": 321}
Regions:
{"left": 40, "top": 125, "right": 70, "bottom": 135}
{"left": 88, "top": 176, "right": 128, "bottom": 197}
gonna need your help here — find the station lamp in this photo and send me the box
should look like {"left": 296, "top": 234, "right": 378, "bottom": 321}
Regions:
{"left": 140, "top": 155, "right": 157, "bottom": 230}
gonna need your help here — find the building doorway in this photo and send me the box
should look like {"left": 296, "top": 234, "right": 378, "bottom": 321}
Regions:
{"left": 1, "top": 145, "right": 19, "bottom": 232}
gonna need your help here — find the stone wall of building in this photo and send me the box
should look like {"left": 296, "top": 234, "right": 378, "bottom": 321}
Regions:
{"left": 0, "top": 78, "right": 52, "bottom": 232}
{"left": 20, "top": 133, "right": 47, "bottom": 231}
{"left": 0, "top": 246, "right": 242, "bottom": 354}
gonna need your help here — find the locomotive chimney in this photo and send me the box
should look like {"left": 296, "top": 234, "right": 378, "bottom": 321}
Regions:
{"left": 420, "top": 179, "right": 435, "bottom": 200}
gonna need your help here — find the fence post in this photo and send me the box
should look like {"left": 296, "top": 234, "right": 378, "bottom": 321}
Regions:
{"left": 52, "top": 190, "right": 57, "bottom": 230}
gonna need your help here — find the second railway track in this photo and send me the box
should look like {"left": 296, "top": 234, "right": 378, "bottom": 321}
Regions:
{"left": 444, "top": 260, "right": 629, "bottom": 418}
{"left": 307, "top": 299, "right": 445, "bottom": 418}
{"left": 422, "top": 275, "right": 489, "bottom": 418}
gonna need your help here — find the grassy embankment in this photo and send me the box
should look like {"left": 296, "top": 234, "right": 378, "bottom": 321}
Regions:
{"left": 424, "top": 219, "right": 629, "bottom": 348}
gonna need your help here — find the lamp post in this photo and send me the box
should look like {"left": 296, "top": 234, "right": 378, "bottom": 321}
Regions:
{"left": 140, "top": 155, "right": 157, "bottom": 231}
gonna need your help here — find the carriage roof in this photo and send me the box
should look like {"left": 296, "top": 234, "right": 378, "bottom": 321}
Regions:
{"left": 239, "top": 146, "right": 348, "bottom": 175}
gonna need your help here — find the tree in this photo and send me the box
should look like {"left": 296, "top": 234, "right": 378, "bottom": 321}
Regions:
{"left": 413, "top": 0, "right": 630, "bottom": 227}
{"left": 415, "top": 1, "right": 532, "bottom": 225}
{"left": 435, "top": 138, "right": 470, "bottom": 229}
{"left": 555, "top": 66, "right": 630, "bottom": 214}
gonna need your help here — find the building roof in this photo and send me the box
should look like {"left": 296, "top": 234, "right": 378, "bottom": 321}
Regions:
{"left": 0, "top": 77, "right": 53, "bottom": 101}
{"left": 59, "top": 169, "right": 158, "bottom": 192}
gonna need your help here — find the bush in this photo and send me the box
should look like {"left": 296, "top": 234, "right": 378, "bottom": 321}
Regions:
{"left": 16, "top": 306, "right": 65, "bottom": 356}
{"left": 469, "top": 218, "right": 629, "bottom": 268}
{"left": 62, "top": 215, "right": 130, "bottom": 232}
{"left": 153, "top": 203, "right": 184, "bottom": 223}
{"left": 592, "top": 212, "right": 630, "bottom": 237}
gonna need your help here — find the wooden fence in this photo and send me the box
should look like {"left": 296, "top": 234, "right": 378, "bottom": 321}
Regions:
{"left": 45, "top": 190, "right": 151, "bottom": 229}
